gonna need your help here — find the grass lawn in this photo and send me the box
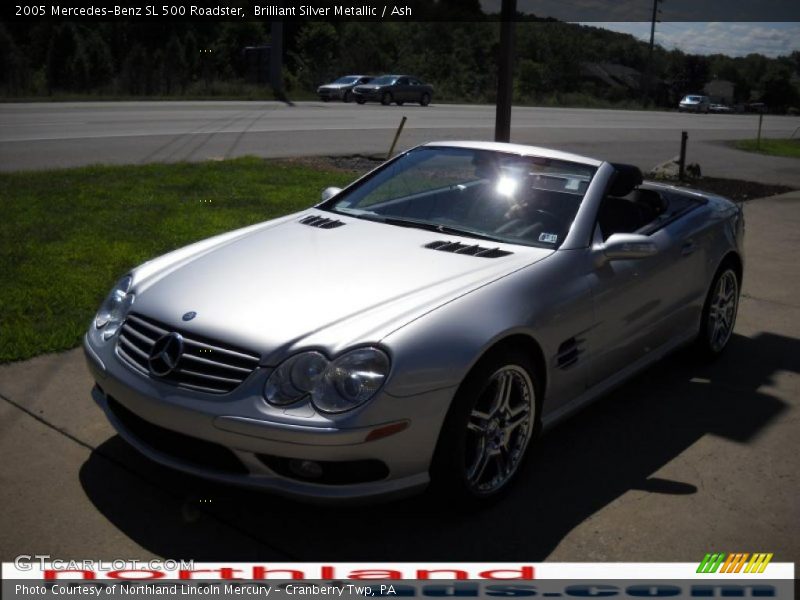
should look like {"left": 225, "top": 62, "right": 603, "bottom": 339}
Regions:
{"left": 733, "top": 138, "right": 800, "bottom": 158}
{"left": 0, "top": 158, "right": 356, "bottom": 363}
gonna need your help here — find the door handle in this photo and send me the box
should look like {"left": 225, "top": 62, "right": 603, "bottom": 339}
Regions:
{"left": 681, "top": 240, "right": 697, "bottom": 256}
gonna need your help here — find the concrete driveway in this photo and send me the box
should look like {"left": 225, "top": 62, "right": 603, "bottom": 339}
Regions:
{"left": 1, "top": 192, "right": 798, "bottom": 563}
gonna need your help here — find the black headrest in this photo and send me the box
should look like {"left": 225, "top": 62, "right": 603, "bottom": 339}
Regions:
{"left": 609, "top": 163, "right": 643, "bottom": 197}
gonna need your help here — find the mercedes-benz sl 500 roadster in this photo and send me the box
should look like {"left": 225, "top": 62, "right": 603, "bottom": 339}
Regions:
{"left": 84, "top": 141, "right": 744, "bottom": 504}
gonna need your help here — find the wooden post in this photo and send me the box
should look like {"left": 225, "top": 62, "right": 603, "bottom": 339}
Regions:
{"left": 387, "top": 116, "right": 407, "bottom": 160}
{"left": 679, "top": 131, "right": 688, "bottom": 181}
{"left": 757, "top": 113, "right": 764, "bottom": 150}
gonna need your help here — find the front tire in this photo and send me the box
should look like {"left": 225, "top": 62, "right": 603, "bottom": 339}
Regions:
{"left": 420, "top": 93, "right": 431, "bottom": 106}
{"left": 695, "top": 264, "right": 740, "bottom": 359}
{"left": 356, "top": 96, "right": 366, "bottom": 105}
{"left": 429, "top": 349, "right": 541, "bottom": 506}
{"left": 343, "top": 90, "right": 353, "bottom": 103}
{"left": 381, "top": 92, "right": 393, "bottom": 106}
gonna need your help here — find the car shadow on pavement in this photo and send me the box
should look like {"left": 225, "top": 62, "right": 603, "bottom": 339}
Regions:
{"left": 79, "top": 331, "right": 794, "bottom": 561}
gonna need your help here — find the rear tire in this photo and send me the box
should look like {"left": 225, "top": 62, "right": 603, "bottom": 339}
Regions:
{"left": 420, "top": 93, "right": 431, "bottom": 107}
{"left": 429, "top": 349, "right": 541, "bottom": 508}
{"left": 356, "top": 97, "right": 366, "bottom": 105}
{"left": 694, "top": 263, "right": 740, "bottom": 360}
{"left": 381, "top": 92, "right": 392, "bottom": 106}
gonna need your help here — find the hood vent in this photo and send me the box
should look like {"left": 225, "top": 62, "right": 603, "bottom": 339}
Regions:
{"left": 424, "top": 240, "right": 513, "bottom": 258}
{"left": 299, "top": 215, "right": 346, "bottom": 229}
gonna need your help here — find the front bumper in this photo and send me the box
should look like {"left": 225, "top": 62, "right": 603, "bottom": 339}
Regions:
{"left": 83, "top": 334, "right": 453, "bottom": 503}
{"left": 317, "top": 87, "right": 345, "bottom": 100}
{"left": 353, "top": 89, "right": 382, "bottom": 101}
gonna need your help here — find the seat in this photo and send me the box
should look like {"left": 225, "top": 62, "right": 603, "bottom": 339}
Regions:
{"left": 598, "top": 196, "right": 643, "bottom": 239}
{"left": 597, "top": 165, "right": 665, "bottom": 240}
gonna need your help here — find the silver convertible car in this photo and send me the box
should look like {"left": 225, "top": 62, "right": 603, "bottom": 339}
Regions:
{"left": 84, "top": 142, "right": 744, "bottom": 504}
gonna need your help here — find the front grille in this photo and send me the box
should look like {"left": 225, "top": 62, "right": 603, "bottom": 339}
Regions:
{"left": 117, "top": 313, "right": 261, "bottom": 395}
{"left": 107, "top": 397, "right": 248, "bottom": 474}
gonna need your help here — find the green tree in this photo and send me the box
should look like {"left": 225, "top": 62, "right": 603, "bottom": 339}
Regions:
{"left": 293, "top": 22, "right": 339, "bottom": 87}
{"left": 0, "top": 23, "right": 30, "bottom": 94}
{"left": 83, "top": 30, "right": 114, "bottom": 90}
{"left": 162, "top": 34, "right": 186, "bottom": 94}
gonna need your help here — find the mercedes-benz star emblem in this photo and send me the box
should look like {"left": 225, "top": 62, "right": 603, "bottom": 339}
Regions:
{"left": 182, "top": 311, "right": 197, "bottom": 321}
{"left": 148, "top": 332, "right": 184, "bottom": 377}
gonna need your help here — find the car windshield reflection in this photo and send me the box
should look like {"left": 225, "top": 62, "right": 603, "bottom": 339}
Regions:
{"left": 324, "top": 146, "right": 597, "bottom": 249}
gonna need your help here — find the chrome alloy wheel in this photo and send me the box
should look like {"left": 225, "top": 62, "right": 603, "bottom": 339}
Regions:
{"left": 465, "top": 365, "right": 535, "bottom": 494}
{"left": 707, "top": 269, "right": 738, "bottom": 353}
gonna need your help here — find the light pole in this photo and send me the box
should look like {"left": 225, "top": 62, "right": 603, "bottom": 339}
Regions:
{"left": 642, "top": 0, "right": 663, "bottom": 105}
{"left": 495, "top": 0, "right": 517, "bottom": 142}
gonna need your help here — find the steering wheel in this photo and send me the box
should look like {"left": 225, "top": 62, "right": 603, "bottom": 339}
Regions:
{"left": 530, "top": 209, "right": 562, "bottom": 234}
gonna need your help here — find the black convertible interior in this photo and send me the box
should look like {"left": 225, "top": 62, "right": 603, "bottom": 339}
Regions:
{"left": 596, "top": 163, "right": 705, "bottom": 240}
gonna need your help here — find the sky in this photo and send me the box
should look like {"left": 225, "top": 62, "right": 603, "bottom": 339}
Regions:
{"left": 585, "top": 22, "right": 800, "bottom": 58}
{"left": 478, "top": 1, "right": 800, "bottom": 58}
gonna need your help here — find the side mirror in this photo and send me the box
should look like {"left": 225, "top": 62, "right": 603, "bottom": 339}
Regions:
{"left": 597, "top": 233, "right": 658, "bottom": 262}
{"left": 320, "top": 187, "right": 342, "bottom": 202}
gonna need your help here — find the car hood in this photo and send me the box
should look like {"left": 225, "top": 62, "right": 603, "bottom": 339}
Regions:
{"left": 130, "top": 211, "right": 552, "bottom": 363}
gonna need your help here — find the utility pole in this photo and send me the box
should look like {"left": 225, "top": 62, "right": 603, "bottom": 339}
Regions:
{"left": 495, "top": 0, "right": 516, "bottom": 142}
{"left": 642, "top": 0, "right": 662, "bottom": 106}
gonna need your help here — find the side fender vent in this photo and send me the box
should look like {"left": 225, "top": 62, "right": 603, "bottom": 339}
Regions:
{"left": 299, "top": 215, "right": 346, "bottom": 229}
{"left": 556, "top": 337, "right": 584, "bottom": 370}
{"left": 424, "top": 240, "right": 512, "bottom": 258}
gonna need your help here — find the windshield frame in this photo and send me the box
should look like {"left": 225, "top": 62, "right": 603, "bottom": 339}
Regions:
{"left": 319, "top": 145, "right": 598, "bottom": 250}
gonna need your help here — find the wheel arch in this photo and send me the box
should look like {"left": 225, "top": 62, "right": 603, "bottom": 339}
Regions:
{"left": 462, "top": 332, "right": 548, "bottom": 402}
{"left": 717, "top": 250, "right": 743, "bottom": 287}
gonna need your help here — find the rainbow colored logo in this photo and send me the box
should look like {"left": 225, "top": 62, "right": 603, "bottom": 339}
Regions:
{"left": 697, "top": 553, "right": 773, "bottom": 574}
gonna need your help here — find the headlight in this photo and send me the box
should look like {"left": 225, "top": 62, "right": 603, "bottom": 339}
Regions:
{"left": 263, "top": 348, "right": 390, "bottom": 414}
{"left": 263, "top": 351, "right": 328, "bottom": 406}
{"left": 94, "top": 275, "right": 134, "bottom": 341}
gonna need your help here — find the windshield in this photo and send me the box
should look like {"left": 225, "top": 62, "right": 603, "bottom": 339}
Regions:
{"left": 333, "top": 76, "right": 359, "bottom": 84}
{"left": 371, "top": 76, "right": 398, "bottom": 85}
{"left": 322, "top": 146, "right": 597, "bottom": 249}
{"left": 684, "top": 96, "right": 703, "bottom": 102}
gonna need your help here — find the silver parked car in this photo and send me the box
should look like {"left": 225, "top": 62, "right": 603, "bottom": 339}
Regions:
{"left": 84, "top": 142, "right": 744, "bottom": 504}
{"left": 317, "top": 75, "right": 373, "bottom": 103}
{"left": 679, "top": 94, "right": 711, "bottom": 113}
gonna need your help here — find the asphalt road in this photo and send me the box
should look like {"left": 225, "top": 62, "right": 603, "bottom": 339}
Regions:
{"left": 0, "top": 192, "right": 798, "bottom": 563}
{"left": 2, "top": 101, "right": 799, "bottom": 186}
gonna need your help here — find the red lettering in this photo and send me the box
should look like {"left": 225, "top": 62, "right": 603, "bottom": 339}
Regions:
{"left": 251, "top": 567, "right": 304, "bottom": 580}
{"left": 350, "top": 570, "right": 403, "bottom": 580}
{"left": 108, "top": 570, "right": 165, "bottom": 580}
{"left": 417, "top": 570, "right": 468, "bottom": 580}
{"left": 44, "top": 570, "right": 95, "bottom": 580}
{"left": 479, "top": 566, "right": 535, "bottom": 579}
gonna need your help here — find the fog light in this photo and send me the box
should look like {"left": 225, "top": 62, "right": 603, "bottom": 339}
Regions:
{"left": 289, "top": 459, "right": 323, "bottom": 479}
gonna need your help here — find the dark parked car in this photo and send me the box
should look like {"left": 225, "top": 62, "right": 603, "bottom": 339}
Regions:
{"left": 317, "top": 75, "right": 373, "bottom": 102}
{"left": 353, "top": 75, "right": 434, "bottom": 106}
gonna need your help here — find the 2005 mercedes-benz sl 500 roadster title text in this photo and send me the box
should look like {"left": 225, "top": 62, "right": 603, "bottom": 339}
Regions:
{"left": 84, "top": 141, "right": 744, "bottom": 504}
